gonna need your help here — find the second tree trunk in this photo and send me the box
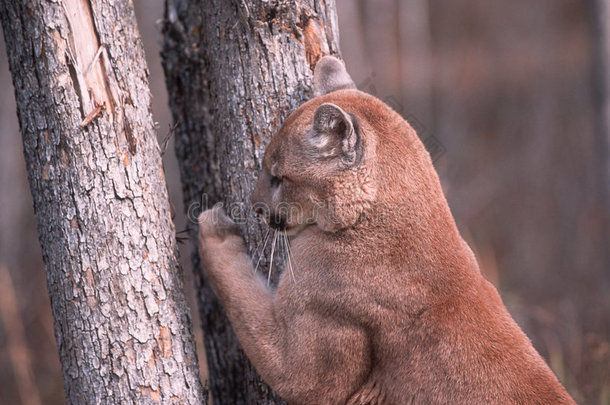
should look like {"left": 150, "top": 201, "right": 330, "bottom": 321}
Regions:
{"left": 162, "top": 0, "right": 341, "bottom": 402}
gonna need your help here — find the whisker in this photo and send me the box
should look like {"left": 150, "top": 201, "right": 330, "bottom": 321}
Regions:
{"left": 279, "top": 231, "right": 287, "bottom": 273}
{"left": 253, "top": 229, "right": 271, "bottom": 274}
{"left": 280, "top": 229, "right": 288, "bottom": 258}
{"left": 283, "top": 230, "right": 297, "bottom": 265}
{"left": 284, "top": 231, "right": 296, "bottom": 283}
{"left": 267, "top": 230, "right": 278, "bottom": 286}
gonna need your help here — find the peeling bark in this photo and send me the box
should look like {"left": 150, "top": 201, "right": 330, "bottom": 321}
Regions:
{"left": 162, "top": 0, "right": 341, "bottom": 403}
{"left": 0, "top": 0, "right": 205, "bottom": 403}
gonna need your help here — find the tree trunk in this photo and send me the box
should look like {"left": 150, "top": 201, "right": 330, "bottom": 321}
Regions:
{"left": 162, "top": 0, "right": 341, "bottom": 402}
{"left": 592, "top": 0, "right": 610, "bottom": 283}
{"left": 0, "top": 1, "right": 205, "bottom": 403}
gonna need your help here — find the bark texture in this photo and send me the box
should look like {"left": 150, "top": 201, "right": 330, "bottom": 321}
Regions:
{"left": 0, "top": 0, "right": 205, "bottom": 403}
{"left": 162, "top": 0, "right": 341, "bottom": 402}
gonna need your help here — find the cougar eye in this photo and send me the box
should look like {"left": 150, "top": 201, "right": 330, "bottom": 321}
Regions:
{"left": 270, "top": 175, "right": 283, "bottom": 188}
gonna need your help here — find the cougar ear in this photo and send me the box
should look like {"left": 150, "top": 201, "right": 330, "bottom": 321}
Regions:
{"left": 309, "top": 103, "right": 361, "bottom": 166}
{"left": 313, "top": 56, "right": 356, "bottom": 97}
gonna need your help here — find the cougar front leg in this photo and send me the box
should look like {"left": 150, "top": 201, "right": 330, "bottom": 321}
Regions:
{"left": 198, "top": 206, "right": 289, "bottom": 377}
{"left": 197, "top": 206, "right": 272, "bottom": 334}
{"left": 197, "top": 207, "right": 370, "bottom": 404}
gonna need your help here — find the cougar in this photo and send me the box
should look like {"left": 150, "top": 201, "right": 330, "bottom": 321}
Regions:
{"left": 198, "top": 56, "right": 574, "bottom": 404}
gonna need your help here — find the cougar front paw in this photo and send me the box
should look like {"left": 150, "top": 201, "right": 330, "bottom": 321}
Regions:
{"left": 198, "top": 205, "right": 240, "bottom": 241}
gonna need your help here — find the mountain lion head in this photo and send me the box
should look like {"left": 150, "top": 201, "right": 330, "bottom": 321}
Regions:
{"left": 251, "top": 56, "right": 436, "bottom": 237}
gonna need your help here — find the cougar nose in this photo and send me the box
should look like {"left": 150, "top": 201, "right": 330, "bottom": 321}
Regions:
{"left": 268, "top": 213, "right": 286, "bottom": 230}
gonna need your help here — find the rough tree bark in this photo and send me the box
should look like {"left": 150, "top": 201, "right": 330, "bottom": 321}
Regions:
{"left": 0, "top": 0, "right": 205, "bottom": 403}
{"left": 162, "top": 0, "right": 341, "bottom": 402}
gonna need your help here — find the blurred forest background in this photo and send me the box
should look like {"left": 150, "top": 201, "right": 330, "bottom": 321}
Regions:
{"left": 1, "top": 0, "right": 609, "bottom": 404}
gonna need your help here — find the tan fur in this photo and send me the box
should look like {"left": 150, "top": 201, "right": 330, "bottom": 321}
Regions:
{"left": 198, "top": 58, "right": 575, "bottom": 404}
